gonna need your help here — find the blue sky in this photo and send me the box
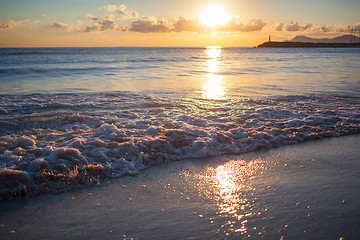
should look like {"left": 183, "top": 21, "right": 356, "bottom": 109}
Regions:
{"left": 1, "top": 0, "right": 358, "bottom": 23}
{"left": 0, "top": 0, "right": 359, "bottom": 47}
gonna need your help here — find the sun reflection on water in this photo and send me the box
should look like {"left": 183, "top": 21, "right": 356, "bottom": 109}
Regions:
{"left": 202, "top": 46, "right": 226, "bottom": 100}
{"left": 203, "top": 74, "right": 225, "bottom": 100}
{"left": 206, "top": 46, "right": 222, "bottom": 59}
{"left": 199, "top": 159, "right": 264, "bottom": 235}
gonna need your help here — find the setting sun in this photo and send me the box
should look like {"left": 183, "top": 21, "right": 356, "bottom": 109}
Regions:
{"left": 199, "top": 3, "right": 230, "bottom": 27}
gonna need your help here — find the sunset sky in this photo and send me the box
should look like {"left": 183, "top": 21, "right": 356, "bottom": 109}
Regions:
{"left": 1, "top": 0, "right": 359, "bottom": 47}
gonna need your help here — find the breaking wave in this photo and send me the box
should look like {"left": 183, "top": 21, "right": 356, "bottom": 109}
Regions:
{"left": 0, "top": 92, "right": 359, "bottom": 199}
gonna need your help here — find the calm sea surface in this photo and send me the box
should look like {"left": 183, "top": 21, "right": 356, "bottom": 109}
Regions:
{"left": 1, "top": 47, "right": 359, "bottom": 97}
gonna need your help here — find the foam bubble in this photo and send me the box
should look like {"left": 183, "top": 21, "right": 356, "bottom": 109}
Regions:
{"left": 0, "top": 93, "right": 359, "bottom": 199}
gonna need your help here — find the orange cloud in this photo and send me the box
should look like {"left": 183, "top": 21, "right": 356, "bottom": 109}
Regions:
{"left": 275, "top": 23, "right": 284, "bottom": 31}
{"left": 86, "top": 14, "right": 98, "bottom": 21}
{"left": 285, "top": 21, "right": 313, "bottom": 31}
{"left": 104, "top": 4, "right": 139, "bottom": 19}
{"left": 126, "top": 16, "right": 173, "bottom": 33}
{"left": 82, "top": 15, "right": 118, "bottom": 32}
{"left": 0, "top": 20, "right": 22, "bottom": 30}
{"left": 173, "top": 16, "right": 203, "bottom": 32}
{"left": 49, "top": 22, "right": 74, "bottom": 32}
{"left": 121, "top": 16, "right": 267, "bottom": 33}
{"left": 240, "top": 19, "right": 267, "bottom": 32}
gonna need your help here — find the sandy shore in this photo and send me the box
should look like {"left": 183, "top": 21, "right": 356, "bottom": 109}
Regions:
{"left": 1, "top": 135, "right": 360, "bottom": 239}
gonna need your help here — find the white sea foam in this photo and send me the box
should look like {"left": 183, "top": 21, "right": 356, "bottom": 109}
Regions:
{"left": 0, "top": 92, "right": 359, "bottom": 199}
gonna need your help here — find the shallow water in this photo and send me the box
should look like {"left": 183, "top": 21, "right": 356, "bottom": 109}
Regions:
{"left": 1, "top": 135, "right": 359, "bottom": 239}
{"left": 0, "top": 92, "right": 359, "bottom": 198}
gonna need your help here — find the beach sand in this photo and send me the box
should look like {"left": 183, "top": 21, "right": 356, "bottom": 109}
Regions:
{"left": 1, "top": 135, "right": 359, "bottom": 239}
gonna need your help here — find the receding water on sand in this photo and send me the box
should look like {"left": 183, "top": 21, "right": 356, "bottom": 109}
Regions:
{"left": 1, "top": 135, "right": 359, "bottom": 240}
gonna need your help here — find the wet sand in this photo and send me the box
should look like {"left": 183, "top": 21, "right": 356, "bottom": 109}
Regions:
{"left": 1, "top": 135, "right": 360, "bottom": 240}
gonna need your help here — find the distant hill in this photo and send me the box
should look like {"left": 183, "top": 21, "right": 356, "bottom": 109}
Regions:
{"left": 286, "top": 34, "right": 360, "bottom": 43}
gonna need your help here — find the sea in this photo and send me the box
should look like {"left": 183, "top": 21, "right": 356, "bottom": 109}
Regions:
{"left": 0, "top": 47, "right": 359, "bottom": 199}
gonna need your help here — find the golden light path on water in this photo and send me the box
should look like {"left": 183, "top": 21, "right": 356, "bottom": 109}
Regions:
{"left": 202, "top": 46, "right": 227, "bottom": 100}
{"left": 197, "top": 159, "right": 265, "bottom": 235}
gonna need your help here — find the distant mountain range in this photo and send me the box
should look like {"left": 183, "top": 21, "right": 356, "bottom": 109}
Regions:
{"left": 286, "top": 34, "right": 360, "bottom": 43}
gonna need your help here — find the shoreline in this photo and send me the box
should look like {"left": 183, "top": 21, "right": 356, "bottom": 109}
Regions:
{"left": 1, "top": 135, "right": 359, "bottom": 239}
{"left": 1, "top": 93, "right": 359, "bottom": 200}
{"left": 257, "top": 41, "right": 360, "bottom": 48}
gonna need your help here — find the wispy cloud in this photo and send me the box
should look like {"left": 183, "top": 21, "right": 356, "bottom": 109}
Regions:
{"left": 173, "top": 16, "right": 203, "bottom": 32}
{"left": 0, "top": 20, "right": 22, "bottom": 30}
{"left": 285, "top": 21, "right": 313, "bottom": 31}
{"left": 214, "top": 17, "right": 267, "bottom": 32}
{"left": 2, "top": 3, "right": 359, "bottom": 38}
{"left": 82, "top": 15, "right": 118, "bottom": 32}
{"left": 332, "top": 23, "right": 360, "bottom": 33}
{"left": 125, "top": 16, "right": 174, "bottom": 33}
{"left": 121, "top": 16, "right": 267, "bottom": 33}
{"left": 104, "top": 4, "right": 139, "bottom": 19}
{"left": 0, "top": 19, "right": 41, "bottom": 30}
{"left": 86, "top": 14, "right": 98, "bottom": 21}
{"left": 274, "top": 23, "right": 284, "bottom": 31}
{"left": 239, "top": 19, "right": 267, "bottom": 32}
{"left": 81, "top": 4, "right": 138, "bottom": 33}
{"left": 49, "top": 22, "right": 74, "bottom": 31}
{"left": 272, "top": 22, "right": 360, "bottom": 34}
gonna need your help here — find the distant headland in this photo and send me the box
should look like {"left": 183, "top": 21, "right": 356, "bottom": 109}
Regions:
{"left": 258, "top": 34, "right": 360, "bottom": 48}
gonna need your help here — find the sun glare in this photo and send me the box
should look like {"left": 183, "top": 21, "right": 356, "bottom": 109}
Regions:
{"left": 202, "top": 46, "right": 226, "bottom": 100}
{"left": 199, "top": 4, "right": 229, "bottom": 28}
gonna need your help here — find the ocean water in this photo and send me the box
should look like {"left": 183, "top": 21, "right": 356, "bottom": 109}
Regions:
{"left": 0, "top": 47, "right": 359, "bottom": 199}
{"left": 1, "top": 47, "right": 360, "bottom": 96}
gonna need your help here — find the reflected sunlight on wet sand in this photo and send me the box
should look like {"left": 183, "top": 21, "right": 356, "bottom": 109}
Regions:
{"left": 1, "top": 135, "right": 359, "bottom": 240}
